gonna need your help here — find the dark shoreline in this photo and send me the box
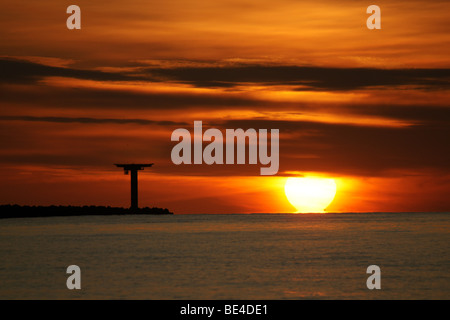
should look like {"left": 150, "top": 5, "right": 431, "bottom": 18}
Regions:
{"left": 0, "top": 204, "right": 173, "bottom": 219}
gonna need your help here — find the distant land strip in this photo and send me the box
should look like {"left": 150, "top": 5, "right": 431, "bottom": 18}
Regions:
{"left": 0, "top": 205, "right": 173, "bottom": 219}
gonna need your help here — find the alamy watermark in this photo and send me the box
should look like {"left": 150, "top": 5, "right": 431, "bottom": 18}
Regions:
{"left": 66, "top": 5, "right": 381, "bottom": 30}
{"left": 171, "top": 121, "right": 279, "bottom": 175}
{"left": 66, "top": 265, "right": 81, "bottom": 290}
{"left": 366, "top": 265, "right": 381, "bottom": 290}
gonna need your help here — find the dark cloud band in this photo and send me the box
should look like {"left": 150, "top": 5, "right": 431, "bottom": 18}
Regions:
{"left": 0, "top": 115, "right": 187, "bottom": 126}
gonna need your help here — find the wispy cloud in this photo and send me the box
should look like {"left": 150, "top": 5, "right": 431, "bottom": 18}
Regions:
{"left": 3, "top": 58, "right": 449, "bottom": 91}
{"left": 0, "top": 115, "right": 187, "bottom": 126}
{"left": 146, "top": 65, "right": 450, "bottom": 90}
{"left": 0, "top": 58, "right": 146, "bottom": 84}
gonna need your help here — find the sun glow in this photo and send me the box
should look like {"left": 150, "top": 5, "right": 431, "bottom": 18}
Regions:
{"left": 284, "top": 177, "right": 337, "bottom": 213}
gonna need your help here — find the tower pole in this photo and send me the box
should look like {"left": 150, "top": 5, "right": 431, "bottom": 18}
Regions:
{"left": 130, "top": 169, "right": 138, "bottom": 210}
{"left": 114, "top": 164, "right": 153, "bottom": 211}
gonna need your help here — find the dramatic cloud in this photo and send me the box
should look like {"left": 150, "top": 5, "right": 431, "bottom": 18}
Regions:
{"left": 146, "top": 65, "right": 450, "bottom": 90}
{"left": 219, "top": 119, "right": 450, "bottom": 176}
{"left": 0, "top": 58, "right": 144, "bottom": 84}
{"left": 3, "top": 58, "right": 449, "bottom": 91}
{"left": 0, "top": 115, "right": 187, "bottom": 126}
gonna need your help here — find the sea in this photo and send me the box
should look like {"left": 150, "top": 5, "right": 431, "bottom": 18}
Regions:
{"left": 0, "top": 212, "right": 448, "bottom": 299}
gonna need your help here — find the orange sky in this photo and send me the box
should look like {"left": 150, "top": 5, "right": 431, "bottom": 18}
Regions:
{"left": 1, "top": 0, "right": 450, "bottom": 213}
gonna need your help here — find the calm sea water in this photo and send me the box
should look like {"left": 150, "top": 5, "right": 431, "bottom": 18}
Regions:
{"left": 0, "top": 213, "right": 448, "bottom": 299}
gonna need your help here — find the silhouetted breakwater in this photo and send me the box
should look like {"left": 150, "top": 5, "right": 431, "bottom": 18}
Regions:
{"left": 0, "top": 205, "right": 173, "bottom": 219}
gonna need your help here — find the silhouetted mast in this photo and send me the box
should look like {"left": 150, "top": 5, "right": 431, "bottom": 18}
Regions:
{"left": 115, "top": 164, "right": 153, "bottom": 209}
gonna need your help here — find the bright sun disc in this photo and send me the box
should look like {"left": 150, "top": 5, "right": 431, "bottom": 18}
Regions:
{"left": 285, "top": 177, "right": 337, "bottom": 213}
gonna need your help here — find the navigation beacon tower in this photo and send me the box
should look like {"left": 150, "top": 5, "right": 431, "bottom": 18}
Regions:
{"left": 114, "top": 163, "right": 153, "bottom": 209}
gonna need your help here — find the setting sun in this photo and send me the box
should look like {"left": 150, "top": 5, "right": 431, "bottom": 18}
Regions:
{"left": 285, "top": 177, "right": 337, "bottom": 213}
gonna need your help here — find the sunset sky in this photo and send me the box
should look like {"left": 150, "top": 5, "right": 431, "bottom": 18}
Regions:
{"left": 1, "top": 0, "right": 449, "bottom": 213}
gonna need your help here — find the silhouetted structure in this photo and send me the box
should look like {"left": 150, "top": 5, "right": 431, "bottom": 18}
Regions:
{"left": 0, "top": 205, "right": 173, "bottom": 219}
{"left": 115, "top": 163, "right": 153, "bottom": 209}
